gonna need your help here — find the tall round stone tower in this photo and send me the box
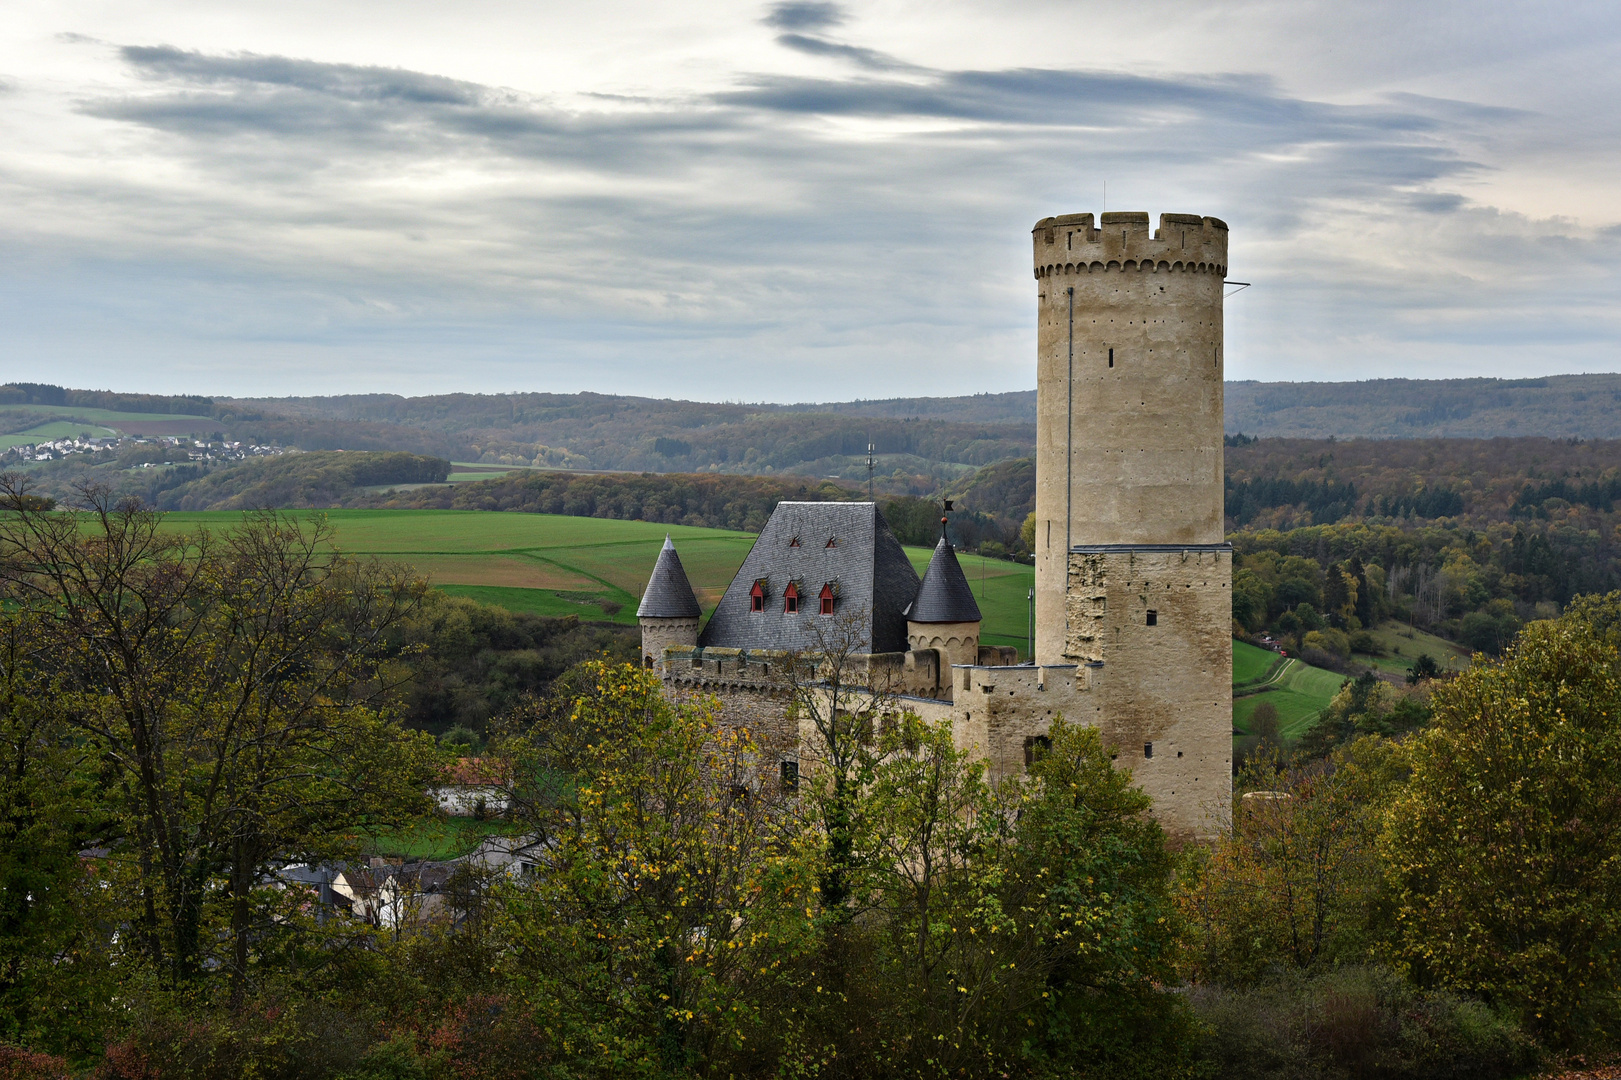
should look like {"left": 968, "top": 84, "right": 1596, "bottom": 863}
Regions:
{"left": 1030, "top": 211, "right": 1232, "bottom": 836}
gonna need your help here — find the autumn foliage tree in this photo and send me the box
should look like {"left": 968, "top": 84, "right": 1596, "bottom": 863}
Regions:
{"left": 1382, "top": 595, "right": 1621, "bottom": 1044}
{"left": 495, "top": 663, "right": 821, "bottom": 1076}
{"left": 0, "top": 477, "right": 437, "bottom": 1002}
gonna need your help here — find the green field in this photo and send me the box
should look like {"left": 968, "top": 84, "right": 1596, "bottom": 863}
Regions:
{"left": 0, "top": 420, "right": 119, "bottom": 451}
{"left": 156, "top": 509, "right": 1038, "bottom": 653}
{"left": 1232, "top": 644, "right": 1345, "bottom": 740}
{"left": 0, "top": 404, "right": 215, "bottom": 430}
{"left": 1232, "top": 639, "right": 1283, "bottom": 686}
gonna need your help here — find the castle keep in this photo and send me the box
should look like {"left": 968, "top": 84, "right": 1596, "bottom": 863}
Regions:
{"left": 640, "top": 211, "right": 1233, "bottom": 839}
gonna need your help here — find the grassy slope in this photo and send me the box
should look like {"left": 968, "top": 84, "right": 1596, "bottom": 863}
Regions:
{"left": 1232, "top": 638, "right": 1346, "bottom": 740}
{"left": 158, "top": 510, "right": 1038, "bottom": 651}
{"left": 1232, "top": 639, "right": 1280, "bottom": 686}
{"left": 0, "top": 420, "right": 120, "bottom": 451}
{"left": 1356, "top": 619, "right": 1473, "bottom": 676}
{"left": 0, "top": 404, "right": 214, "bottom": 428}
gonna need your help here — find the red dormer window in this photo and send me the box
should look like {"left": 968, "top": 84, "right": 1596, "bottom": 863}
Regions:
{"left": 784, "top": 582, "right": 800, "bottom": 615}
{"left": 819, "top": 583, "right": 835, "bottom": 615}
{"left": 825, "top": 536, "right": 836, "bottom": 548}
{"left": 750, "top": 581, "right": 765, "bottom": 613}
{"left": 788, "top": 535, "right": 801, "bottom": 548}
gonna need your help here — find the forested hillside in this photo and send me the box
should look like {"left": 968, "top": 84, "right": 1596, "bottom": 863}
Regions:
{"left": 1226, "top": 373, "right": 1621, "bottom": 438}
{"left": 13, "top": 377, "right": 1621, "bottom": 488}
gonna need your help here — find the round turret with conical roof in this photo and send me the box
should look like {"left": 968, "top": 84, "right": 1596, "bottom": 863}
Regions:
{"left": 905, "top": 533, "right": 983, "bottom": 672}
{"left": 638, "top": 536, "right": 701, "bottom": 669}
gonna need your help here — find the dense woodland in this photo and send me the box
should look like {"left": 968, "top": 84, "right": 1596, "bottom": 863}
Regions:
{"left": 1226, "top": 374, "right": 1621, "bottom": 438}
{"left": 2, "top": 486, "right": 1618, "bottom": 1079}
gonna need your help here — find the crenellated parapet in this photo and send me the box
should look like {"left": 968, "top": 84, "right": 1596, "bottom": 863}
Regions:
{"left": 662, "top": 646, "right": 784, "bottom": 690}
{"left": 659, "top": 644, "right": 951, "bottom": 701}
{"left": 1031, "top": 212, "right": 1228, "bottom": 279}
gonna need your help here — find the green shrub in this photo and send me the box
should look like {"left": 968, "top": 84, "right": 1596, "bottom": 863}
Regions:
{"left": 1190, "top": 966, "right": 1533, "bottom": 1080}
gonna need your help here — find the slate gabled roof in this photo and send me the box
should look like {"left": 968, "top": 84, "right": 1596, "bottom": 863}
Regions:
{"left": 637, "top": 536, "right": 702, "bottom": 618}
{"left": 906, "top": 536, "right": 982, "bottom": 623}
{"left": 699, "top": 502, "right": 920, "bottom": 654}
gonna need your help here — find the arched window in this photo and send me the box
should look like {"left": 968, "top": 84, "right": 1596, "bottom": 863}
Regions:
{"left": 749, "top": 580, "right": 765, "bottom": 613}
{"left": 784, "top": 582, "right": 800, "bottom": 615}
{"left": 818, "top": 583, "right": 835, "bottom": 616}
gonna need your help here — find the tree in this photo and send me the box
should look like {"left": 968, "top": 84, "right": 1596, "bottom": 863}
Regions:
{"left": 1231, "top": 568, "right": 1272, "bottom": 632}
{"left": 1181, "top": 737, "right": 1403, "bottom": 986}
{"left": 839, "top": 716, "right": 1010, "bottom": 1074}
{"left": 0, "top": 608, "right": 115, "bottom": 1052}
{"left": 1405, "top": 653, "right": 1441, "bottom": 684}
{"left": 1382, "top": 597, "right": 1621, "bottom": 1044}
{"left": 775, "top": 609, "right": 898, "bottom": 915}
{"left": 0, "top": 478, "right": 437, "bottom": 995}
{"left": 496, "top": 662, "right": 819, "bottom": 1075}
{"left": 1006, "top": 718, "right": 1190, "bottom": 1076}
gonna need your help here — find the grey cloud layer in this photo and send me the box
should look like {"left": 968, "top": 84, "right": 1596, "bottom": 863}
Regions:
{"left": 5, "top": 27, "right": 1614, "bottom": 395}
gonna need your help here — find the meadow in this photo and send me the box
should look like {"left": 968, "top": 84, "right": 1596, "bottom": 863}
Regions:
{"left": 0, "top": 403, "right": 217, "bottom": 441}
{"left": 0, "top": 420, "right": 120, "bottom": 451}
{"left": 159, "top": 509, "right": 1038, "bottom": 652}
{"left": 1232, "top": 639, "right": 1344, "bottom": 739}
{"left": 1358, "top": 619, "right": 1473, "bottom": 676}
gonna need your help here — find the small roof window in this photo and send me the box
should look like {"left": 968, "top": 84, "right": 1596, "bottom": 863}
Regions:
{"left": 784, "top": 582, "right": 800, "bottom": 615}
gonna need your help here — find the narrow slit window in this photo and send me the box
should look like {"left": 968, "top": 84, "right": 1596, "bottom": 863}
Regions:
{"left": 1144, "top": 742, "right": 1154, "bottom": 759}
{"left": 1108, "top": 348, "right": 1114, "bottom": 368}
{"left": 779, "top": 760, "right": 798, "bottom": 792}
{"left": 1146, "top": 610, "right": 1158, "bottom": 626}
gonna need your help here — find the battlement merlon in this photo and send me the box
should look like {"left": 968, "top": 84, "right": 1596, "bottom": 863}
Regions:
{"left": 1031, "top": 212, "right": 1228, "bottom": 276}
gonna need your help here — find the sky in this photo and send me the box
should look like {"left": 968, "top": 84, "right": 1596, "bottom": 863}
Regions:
{"left": 3, "top": 0, "right": 1620, "bottom": 401}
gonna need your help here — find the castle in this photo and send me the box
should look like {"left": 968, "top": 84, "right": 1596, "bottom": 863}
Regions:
{"left": 638, "top": 211, "right": 1233, "bottom": 839}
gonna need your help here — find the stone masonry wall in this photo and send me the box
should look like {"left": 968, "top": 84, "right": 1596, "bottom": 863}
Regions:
{"left": 1031, "top": 211, "right": 1228, "bottom": 666}
{"left": 1065, "top": 546, "right": 1232, "bottom": 840}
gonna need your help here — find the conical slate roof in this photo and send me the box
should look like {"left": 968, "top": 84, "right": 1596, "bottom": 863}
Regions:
{"left": 637, "top": 536, "right": 701, "bottom": 618}
{"left": 905, "top": 536, "right": 982, "bottom": 624}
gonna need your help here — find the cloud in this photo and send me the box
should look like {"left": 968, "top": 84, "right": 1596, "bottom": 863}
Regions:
{"left": 120, "top": 45, "right": 485, "bottom": 105}
{"left": 772, "top": 33, "right": 916, "bottom": 72}
{"left": 3, "top": 19, "right": 1617, "bottom": 397}
{"left": 762, "top": 2, "right": 846, "bottom": 32}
